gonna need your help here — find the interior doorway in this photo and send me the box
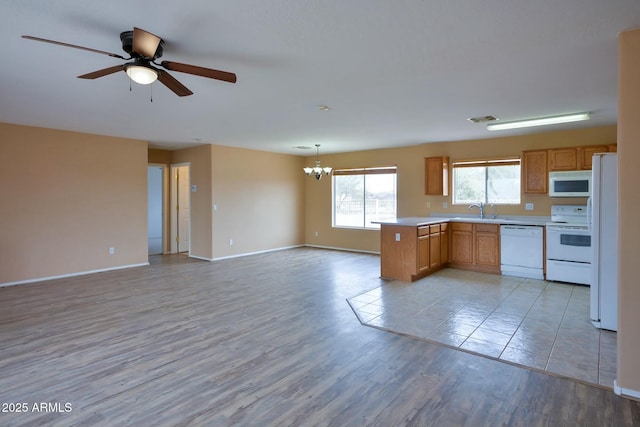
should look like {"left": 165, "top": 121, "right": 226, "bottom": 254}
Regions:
{"left": 170, "top": 164, "right": 190, "bottom": 254}
{"left": 147, "top": 165, "right": 165, "bottom": 255}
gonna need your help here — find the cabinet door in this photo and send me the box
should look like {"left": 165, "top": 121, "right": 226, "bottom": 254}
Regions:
{"left": 451, "top": 229, "right": 473, "bottom": 264}
{"left": 549, "top": 148, "right": 578, "bottom": 171}
{"left": 440, "top": 224, "right": 449, "bottom": 265}
{"left": 522, "top": 150, "right": 548, "bottom": 194}
{"left": 425, "top": 156, "right": 449, "bottom": 196}
{"left": 578, "top": 145, "right": 609, "bottom": 170}
{"left": 429, "top": 232, "right": 441, "bottom": 269}
{"left": 417, "top": 235, "right": 430, "bottom": 272}
{"left": 475, "top": 232, "right": 500, "bottom": 266}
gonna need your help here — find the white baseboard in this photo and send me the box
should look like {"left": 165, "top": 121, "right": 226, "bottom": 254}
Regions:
{"left": 211, "top": 245, "right": 304, "bottom": 261}
{"left": 614, "top": 379, "right": 640, "bottom": 400}
{"left": 189, "top": 254, "right": 214, "bottom": 262}
{"left": 0, "top": 262, "right": 150, "bottom": 288}
{"left": 194, "top": 244, "right": 376, "bottom": 262}
{"left": 304, "top": 244, "right": 380, "bottom": 255}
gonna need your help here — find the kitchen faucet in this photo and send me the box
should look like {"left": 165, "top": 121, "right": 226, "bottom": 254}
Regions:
{"left": 468, "top": 202, "right": 485, "bottom": 218}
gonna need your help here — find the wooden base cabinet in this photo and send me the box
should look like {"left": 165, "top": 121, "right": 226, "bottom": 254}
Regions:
{"left": 450, "top": 223, "right": 473, "bottom": 265}
{"left": 449, "top": 222, "right": 500, "bottom": 274}
{"left": 381, "top": 222, "right": 449, "bottom": 282}
{"left": 440, "top": 223, "right": 449, "bottom": 265}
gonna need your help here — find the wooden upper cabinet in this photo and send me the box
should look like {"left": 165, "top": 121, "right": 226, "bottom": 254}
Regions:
{"left": 578, "top": 145, "right": 609, "bottom": 170}
{"left": 425, "top": 156, "right": 449, "bottom": 196}
{"left": 549, "top": 148, "right": 578, "bottom": 171}
{"left": 522, "top": 150, "right": 548, "bottom": 194}
{"left": 608, "top": 144, "right": 617, "bottom": 153}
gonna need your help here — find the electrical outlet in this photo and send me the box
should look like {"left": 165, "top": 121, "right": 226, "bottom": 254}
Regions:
{"left": 426, "top": 201, "right": 431, "bottom": 208}
{"left": 525, "top": 203, "right": 534, "bottom": 211}
{"left": 395, "top": 233, "right": 401, "bottom": 242}
{"left": 443, "top": 202, "right": 448, "bottom": 209}
{"left": 109, "top": 247, "right": 115, "bottom": 255}
{"left": 229, "top": 239, "right": 233, "bottom": 246}
{"left": 314, "top": 231, "right": 319, "bottom": 237}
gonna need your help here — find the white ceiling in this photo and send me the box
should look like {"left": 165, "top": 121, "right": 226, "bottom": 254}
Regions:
{"left": 1, "top": 1, "right": 639, "bottom": 155}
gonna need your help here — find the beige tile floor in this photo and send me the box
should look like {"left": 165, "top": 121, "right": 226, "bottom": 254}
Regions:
{"left": 348, "top": 268, "right": 617, "bottom": 388}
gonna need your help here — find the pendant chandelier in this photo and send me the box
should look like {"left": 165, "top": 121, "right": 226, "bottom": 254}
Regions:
{"left": 303, "top": 144, "right": 332, "bottom": 180}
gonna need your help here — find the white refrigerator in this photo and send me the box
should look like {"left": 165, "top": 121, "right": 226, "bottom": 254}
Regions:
{"left": 589, "top": 153, "right": 618, "bottom": 331}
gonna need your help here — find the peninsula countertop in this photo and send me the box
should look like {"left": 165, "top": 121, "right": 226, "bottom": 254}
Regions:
{"left": 373, "top": 215, "right": 550, "bottom": 227}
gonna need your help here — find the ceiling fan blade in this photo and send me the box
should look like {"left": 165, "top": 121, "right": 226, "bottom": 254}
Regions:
{"left": 78, "top": 65, "right": 125, "bottom": 79}
{"left": 160, "top": 61, "right": 237, "bottom": 83}
{"left": 133, "top": 27, "right": 161, "bottom": 59}
{"left": 157, "top": 70, "right": 193, "bottom": 97}
{"left": 22, "top": 35, "right": 127, "bottom": 59}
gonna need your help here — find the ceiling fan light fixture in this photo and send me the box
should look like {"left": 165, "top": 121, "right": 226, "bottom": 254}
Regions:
{"left": 125, "top": 64, "right": 158, "bottom": 85}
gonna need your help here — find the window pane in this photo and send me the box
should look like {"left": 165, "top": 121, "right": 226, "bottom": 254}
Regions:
{"left": 452, "top": 160, "right": 521, "bottom": 205}
{"left": 333, "top": 169, "right": 397, "bottom": 229}
{"left": 334, "top": 175, "right": 365, "bottom": 227}
{"left": 453, "top": 167, "right": 486, "bottom": 204}
{"left": 487, "top": 165, "right": 521, "bottom": 204}
{"left": 364, "top": 174, "right": 397, "bottom": 228}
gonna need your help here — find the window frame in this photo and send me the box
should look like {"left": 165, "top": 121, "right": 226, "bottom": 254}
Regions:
{"left": 332, "top": 166, "right": 397, "bottom": 230}
{"left": 451, "top": 157, "right": 521, "bottom": 205}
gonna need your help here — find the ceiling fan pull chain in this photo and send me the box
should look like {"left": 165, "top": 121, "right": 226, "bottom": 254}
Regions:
{"left": 129, "top": 78, "right": 132, "bottom": 92}
{"left": 150, "top": 82, "right": 153, "bottom": 103}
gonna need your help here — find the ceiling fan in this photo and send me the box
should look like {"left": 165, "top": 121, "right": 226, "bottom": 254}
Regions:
{"left": 22, "top": 27, "right": 237, "bottom": 96}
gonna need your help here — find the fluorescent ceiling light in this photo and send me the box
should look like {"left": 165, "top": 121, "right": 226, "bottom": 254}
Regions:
{"left": 486, "top": 113, "right": 590, "bottom": 131}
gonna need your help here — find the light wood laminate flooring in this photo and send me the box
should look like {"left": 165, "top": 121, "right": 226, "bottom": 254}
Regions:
{"left": 1, "top": 248, "right": 639, "bottom": 426}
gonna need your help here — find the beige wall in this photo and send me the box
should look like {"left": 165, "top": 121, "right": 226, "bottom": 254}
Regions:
{"left": 148, "top": 144, "right": 305, "bottom": 260}
{"left": 305, "top": 125, "right": 616, "bottom": 253}
{"left": 210, "top": 145, "right": 305, "bottom": 258}
{"left": 617, "top": 28, "right": 640, "bottom": 396}
{"left": 0, "top": 123, "right": 148, "bottom": 284}
{"left": 171, "top": 145, "right": 214, "bottom": 260}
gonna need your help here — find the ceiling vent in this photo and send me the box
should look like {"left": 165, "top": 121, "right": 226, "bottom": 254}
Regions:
{"left": 467, "top": 115, "right": 499, "bottom": 123}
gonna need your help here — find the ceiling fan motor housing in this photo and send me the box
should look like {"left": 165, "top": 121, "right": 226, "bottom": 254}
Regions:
{"left": 120, "top": 30, "right": 164, "bottom": 59}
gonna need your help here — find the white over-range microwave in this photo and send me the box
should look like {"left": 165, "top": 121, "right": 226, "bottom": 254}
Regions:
{"left": 548, "top": 171, "right": 592, "bottom": 197}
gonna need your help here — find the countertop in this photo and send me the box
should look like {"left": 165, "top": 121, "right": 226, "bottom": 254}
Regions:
{"left": 373, "top": 215, "right": 550, "bottom": 227}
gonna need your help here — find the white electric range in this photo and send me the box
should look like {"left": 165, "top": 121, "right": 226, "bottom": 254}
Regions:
{"left": 545, "top": 205, "right": 592, "bottom": 285}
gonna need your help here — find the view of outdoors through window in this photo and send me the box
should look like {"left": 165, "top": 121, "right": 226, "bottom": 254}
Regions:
{"left": 453, "top": 162, "right": 521, "bottom": 205}
{"left": 333, "top": 168, "right": 397, "bottom": 229}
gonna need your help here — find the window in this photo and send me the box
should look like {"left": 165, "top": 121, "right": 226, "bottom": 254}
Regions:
{"left": 452, "top": 158, "right": 521, "bottom": 205}
{"left": 333, "top": 167, "right": 397, "bottom": 229}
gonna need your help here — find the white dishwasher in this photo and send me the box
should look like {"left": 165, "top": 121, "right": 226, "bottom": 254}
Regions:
{"left": 500, "top": 225, "right": 544, "bottom": 280}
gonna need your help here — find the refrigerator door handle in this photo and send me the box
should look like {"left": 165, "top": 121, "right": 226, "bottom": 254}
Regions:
{"left": 586, "top": 196, "right": 592, "bottom": 232}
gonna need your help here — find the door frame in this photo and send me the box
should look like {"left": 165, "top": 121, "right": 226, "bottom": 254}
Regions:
{"left": 170, "top": 163, "right": 191, "bottom": 254}
{"left": 147, "top": 163, "right": 167, "bottom": 255}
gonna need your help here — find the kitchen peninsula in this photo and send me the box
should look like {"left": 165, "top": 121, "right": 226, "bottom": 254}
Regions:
{"left": 376, "top": 216, "right": 548, "bottom": 282}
